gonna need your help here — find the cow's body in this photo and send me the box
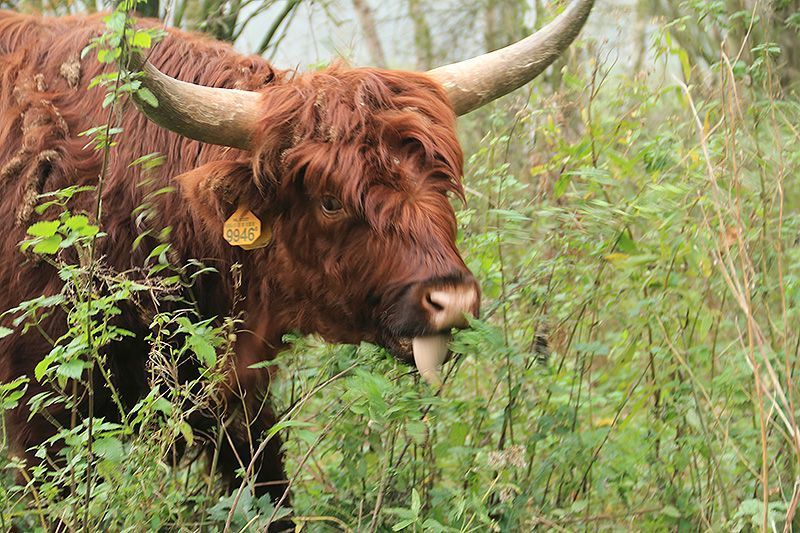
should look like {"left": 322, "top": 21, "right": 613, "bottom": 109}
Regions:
{"left": 0, "top": 10, "right": 475, "bottom": 510}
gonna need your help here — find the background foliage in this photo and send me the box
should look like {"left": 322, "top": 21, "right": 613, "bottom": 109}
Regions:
{"left": 1, "top": 0, "right": 800, "bottom": 531}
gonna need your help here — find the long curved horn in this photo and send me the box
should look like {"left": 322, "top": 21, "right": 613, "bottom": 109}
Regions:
{"left": 129, "top": 53, "right": 261, "bottom": 150}
{"left": 427, "top": 0, "right": 595, "bottom": 116}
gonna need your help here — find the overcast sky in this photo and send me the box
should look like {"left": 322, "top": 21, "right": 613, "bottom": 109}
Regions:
{"left": 233, "top": 0, "right": 648, "bottom": 75}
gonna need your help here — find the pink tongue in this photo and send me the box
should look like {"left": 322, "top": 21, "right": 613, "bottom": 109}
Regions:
{"left": 412, "top": 335, "right": 449, "bottom": 386}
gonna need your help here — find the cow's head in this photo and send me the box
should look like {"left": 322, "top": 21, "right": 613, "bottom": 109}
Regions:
{"left": 133, "top": 0, "right": 594, "bottom": 384}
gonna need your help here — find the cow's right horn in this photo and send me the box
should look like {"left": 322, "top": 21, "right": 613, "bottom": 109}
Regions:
{"left": 426, "top": 0, "right": 595, "bottom": 116}
{"left": 130, "top": 53, "right": 261, "bottom": 150}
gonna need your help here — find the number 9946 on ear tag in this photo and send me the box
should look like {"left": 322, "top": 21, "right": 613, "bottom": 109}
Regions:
{"left": 224, "top": 207, "right": 266, "bottom": 248}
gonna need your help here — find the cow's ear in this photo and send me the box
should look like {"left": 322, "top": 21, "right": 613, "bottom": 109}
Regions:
{"left": 176, "top": 160, "right": 265, "bottom": 224}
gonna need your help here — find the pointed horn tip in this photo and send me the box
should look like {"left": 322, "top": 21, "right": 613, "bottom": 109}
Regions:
{"left": 427, "top": 0, "right": 596, "bottom": 115}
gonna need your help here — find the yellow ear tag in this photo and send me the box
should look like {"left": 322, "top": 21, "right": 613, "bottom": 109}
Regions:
{"left": 223, "top": 207, "right": 271, "bottom": 249}
{"left": 240, "top": 227, "right": 272, "bottom": 250}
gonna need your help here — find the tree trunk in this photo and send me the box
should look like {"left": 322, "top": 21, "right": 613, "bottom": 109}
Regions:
{"left": 352, "top": 0, "right": 387, "bottom": 68}
{"left": 408, "top": 0, "right": 434, "bottom": 70}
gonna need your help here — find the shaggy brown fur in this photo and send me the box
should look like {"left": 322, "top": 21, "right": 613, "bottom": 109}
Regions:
{"left": 0, "top": 10, "right": 475, "bottom": 522}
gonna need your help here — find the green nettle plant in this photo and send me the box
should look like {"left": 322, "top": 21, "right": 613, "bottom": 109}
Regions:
{"left": 1, "top": 1, "right": 799, "bottom": 531}
{"left": 0, "top": 2, "right": 236, "bottom": 530}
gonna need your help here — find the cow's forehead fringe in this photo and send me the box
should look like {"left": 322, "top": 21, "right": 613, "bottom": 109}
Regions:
{"left": 250, "top": 63, "right": 465, "bottom": 222}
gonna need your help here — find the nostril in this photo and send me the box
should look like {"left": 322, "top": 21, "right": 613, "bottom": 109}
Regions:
{"left": 424, "top": 291, "right": 446, "bottom": 313}
{"left": 417, "top": 284, "right": 477, "bottom": 331}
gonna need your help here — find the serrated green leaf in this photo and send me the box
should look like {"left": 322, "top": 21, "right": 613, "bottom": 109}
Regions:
{"left": 0, "top": 376, "right": 28, "bottom": 393}
{"left": 63, "top": 215, "right": 89, "bottom": 231}
{"left": 102, "top": 91, "right": 116, "bottom": 109}
{"left": 33, "top": 235, "right": 63, "bottom": 254}
{"left": 94, "top": 437, "right": 124, "bottom": 461}
{"left": 152, "top": 397, "right": 173, "bottom": 416}
{"left": 147, "top": 243, "right": 170, "bottom": 261}
{"left": 56, "top": 359, "right": 85, "bottom": 380}
{"left": 188, "top": 335, "right": 216, "bottom": 367}
{"left": 554, "top": 173, "right": 571, "bottom": 198}
{"left": 131, "top": 31, "right": 152, "bottom": 49}
{"left": 27, "top": 221, "right": 60, "bottom": 238}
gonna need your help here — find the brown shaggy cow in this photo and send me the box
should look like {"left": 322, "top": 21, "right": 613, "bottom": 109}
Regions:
{"left": 0, "top": 0, "right": 593, "bottom": 524}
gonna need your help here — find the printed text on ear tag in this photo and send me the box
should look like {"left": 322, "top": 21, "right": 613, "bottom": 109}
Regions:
{"left": 240, "top": 226, "right": 271, "bottom": 250}
{"left": 223, "top": 206, "right": 264, "bottom": 248}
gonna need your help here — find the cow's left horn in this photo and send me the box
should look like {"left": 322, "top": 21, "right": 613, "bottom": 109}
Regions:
{"left": 426, "top": 0, "right": 594, "bottom": 116}
{"left": 130, "top": 54, "right": 261, "bottom": 150}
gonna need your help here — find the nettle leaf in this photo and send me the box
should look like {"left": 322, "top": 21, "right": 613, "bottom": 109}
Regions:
{"left": 0, "top": 376, "right": 29, "bottom": 410}
{"left": 80, "top": 225, "right": 100, "bottom": 238}
{"left": 96, "top": 47, "right": 121, "bottom": 64}
{"left": 102, "top": 91, "right": 117, "bottom": 109}
{"left": 56, "top": 359, "right": 85, "bottom": 381}
{"left": 188, "top": 335, "right": 216, "bottom": 367}
{"left": 27, "top": 220, "right": 60, "bottom": 238}
{"left": 147, "top": 242, "right": 170, "bottom": 262}
{"left": 0, "top": 376, "right": 30, "bottom": 394}
{"left": 80, "top": 42, "right": 96, "bottom": 60}
{"left": 33, "top": 235, "right": 63, "bottom": 255}
{"left": 130, "top": 31, "right": 152, "bottom": 49}
{"left": 553, "top": 173, "right": 571, "bottom": 198}
{"left": 103, "top": 10, "right": 125, "bottom": 33}
{"left": 130, "top": 152, "right": 165, "bottom": 170}
{"left": 35, "top": 352, "right": 59, "bottom": 381}
{"left": 0, "top": 326, "right": 13, "bottom": 339}
{"left": 94, "top": 437, "right": 124, "bottom": 461}
{"left": 63, "top": 215, "right": 89, "bottom": 231}
{"left": 152, "top": 396, "right": 173, "bottom": 416}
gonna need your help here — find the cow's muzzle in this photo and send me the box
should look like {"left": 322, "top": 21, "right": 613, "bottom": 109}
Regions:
{"left": 404, "top": 274, "right": 480, "bottom": 386}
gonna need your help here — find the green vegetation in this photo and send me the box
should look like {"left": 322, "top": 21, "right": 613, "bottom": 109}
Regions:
{"left": 1, "top": 0, "right": 800, "bottom": 531}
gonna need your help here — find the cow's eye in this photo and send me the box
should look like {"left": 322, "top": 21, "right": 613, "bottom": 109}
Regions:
{"left": 321, "top": 195, "right": 343, "bottom": 215}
